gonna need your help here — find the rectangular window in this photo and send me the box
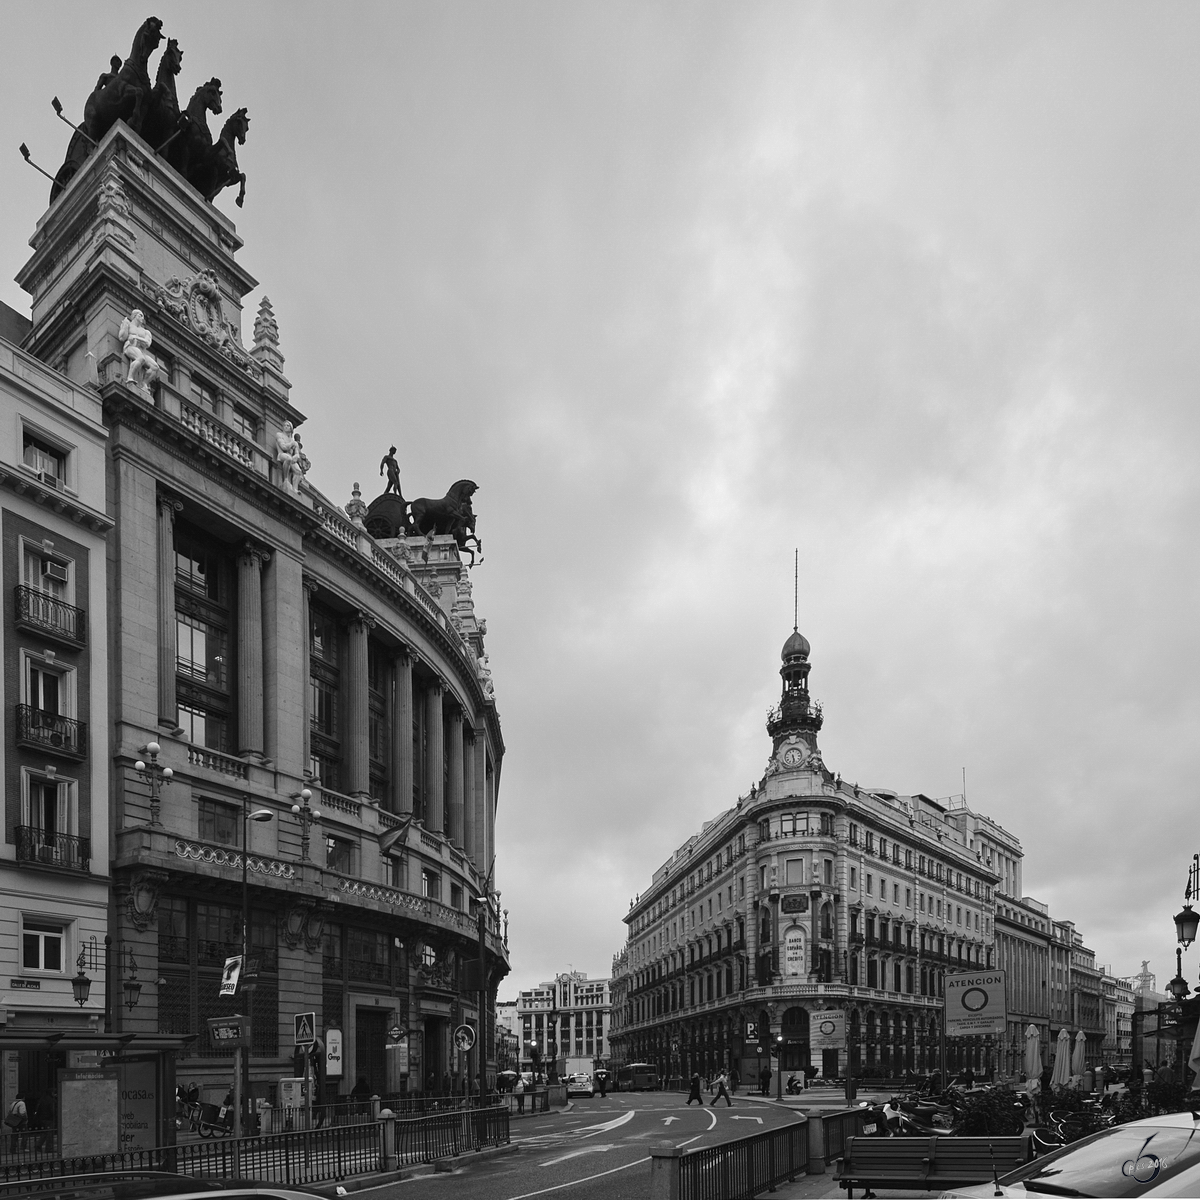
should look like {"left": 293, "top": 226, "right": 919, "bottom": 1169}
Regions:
{"left": 905, "top": 888, "right": 911, "bottom": 907}
{"left": 824, "top": 859, "right": 833, "bottom": 886}
{"left": 893, "top": 883, "right": 900, "bottom": 904}
{"left": 866, "top": 873, "right": 873, "bottom": 895}
{"left": 850, "top": 867, "right": 857, "bottom": 889}
{"left": 23, "top": 432, "right": 67, "bottom": 484}
{"left": 786, "top": 858, "right": 803, "bottom": 886}
{"left": 325, "top": 836, "right": 353, "bottom": 875}
{"left": 175, "top": 540, "right": 220, "bottom": 600}
{"left": 197, "top": 799, "right": 239, "bottom": 845}
{"left": 230, "top": 408, "right": 258, "bottom": 442}
{"left": 176, "top": 614, "right": 227, "bottom": 688}
{"left": 865, "top": 832, "right": 875, "bottom": 853}
{"left": 178, "top": 703, "right": 227, "bottom": 752}
{"left": 421, "top": 869, "right": 440, "bottom": 901}
{"left": 22, "top": 920, "right": 65, "bottom": 972}
{"left": 849, "top": 823, "right": 859, "bottom": 846}
{"left": 190, "top": 376, "right": 219, "bottom": 413}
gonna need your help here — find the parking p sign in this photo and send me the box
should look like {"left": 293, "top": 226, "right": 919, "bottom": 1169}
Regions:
{"left": 945, "top": 971, "right": 1007, "bottom": 1036}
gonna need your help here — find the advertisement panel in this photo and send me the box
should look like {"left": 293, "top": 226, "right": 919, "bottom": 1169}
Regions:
{"left": 783, "top": 927, "right": 806, "bottom": 976}
{"left": 945, "top": 970, "right": 1008, "bottom": 1036}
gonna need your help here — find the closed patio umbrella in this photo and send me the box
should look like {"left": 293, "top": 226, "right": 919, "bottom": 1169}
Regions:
{"left": 1051, "top": 1028, "right": 1072, "bottom": 1089}
{"left": 1024, "top": 1025, "right": 1042, "bottom": 1081}
{"left": 1071, "top": 1030, "right": 1087, "bottom": 1078}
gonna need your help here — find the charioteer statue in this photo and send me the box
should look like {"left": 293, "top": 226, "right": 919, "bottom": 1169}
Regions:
{"left": 46, "top": 18, "right": 251, "bottom": 208}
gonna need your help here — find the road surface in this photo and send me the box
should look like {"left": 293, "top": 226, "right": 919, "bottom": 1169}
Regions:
{"left": 355, "top": 1090, "right": 802, "bottom": 1200}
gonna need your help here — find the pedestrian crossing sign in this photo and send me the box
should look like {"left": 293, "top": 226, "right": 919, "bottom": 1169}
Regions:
{"left": 294, "top": 1011, "right": 316, "bottom": 1047}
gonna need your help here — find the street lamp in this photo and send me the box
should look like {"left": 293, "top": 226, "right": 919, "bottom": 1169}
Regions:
{"left": 133, "top": 742, "right": 173, "bottom": 827}
{"left": 72, "top": 944, "right": 91, "bottom": 1008}
{"left": 240, "top": 799, "right": 273, "bottom": 1138}
{"left": 472, "top": 890, "right": 498, "bottom": 1105}
{"left": 290, "top": 788, "right": 322, "bottom": 861}
{"left": 1169, "top": 948, "right": 1190, "bottom": 1000}
{"left": 1175, "top": 855, "right": 1200, "bottom": 948}
{"left": 122, "top": 948, "right": 142, "bottom": 1010}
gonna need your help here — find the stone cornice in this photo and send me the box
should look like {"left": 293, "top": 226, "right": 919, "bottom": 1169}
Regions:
{"left": 0, "top": 462, "right": 112, "bottom": 532}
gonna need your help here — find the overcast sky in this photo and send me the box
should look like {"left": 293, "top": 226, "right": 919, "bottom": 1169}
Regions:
{"left": 4, "top": 2, "right": 1199, "bottom": 1002}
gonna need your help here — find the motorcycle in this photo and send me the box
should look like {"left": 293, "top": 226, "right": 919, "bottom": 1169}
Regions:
{"left": 857, "top": 1099, "right": 894, "bottom": 1137}
{"left": 786, "top": 1074, "right": 804, "bottom": 1095}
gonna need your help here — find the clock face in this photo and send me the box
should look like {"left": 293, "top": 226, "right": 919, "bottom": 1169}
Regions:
{"left": 781, "top": 746, "right": 804, "bottom": 768}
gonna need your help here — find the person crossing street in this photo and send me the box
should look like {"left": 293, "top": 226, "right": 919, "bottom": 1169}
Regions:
{"left": 710, "top": 1070, "right": 732, "bottom": 1106}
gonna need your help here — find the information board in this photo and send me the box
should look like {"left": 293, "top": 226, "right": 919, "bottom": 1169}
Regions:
{"left": 945, "top": 970, "right": 1008, "bottom": 1036}
{"left": 810, "top": 1011, "right": 846, "bottom": 1052}
{"left": 60, "top": 1069, "right": 119, "bottom": 1157}
{"left": 117, "top": 1059, "right": 157, "bottom": 1151}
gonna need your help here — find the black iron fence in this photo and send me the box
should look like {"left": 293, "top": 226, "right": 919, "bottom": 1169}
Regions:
{"left": 673, "top": 1118, "right": 808, "bottom": 1200}
{"left": 0, "top": 1122, "right": 381, "bottom": 1188}
{"left": 14, "top": 826, "right": 90, "bottom": 873}
{"left": 392, "top": 1106, "right": 509, "bottom": 1165}
{"left": 14, "top": 585, "right": 86, "bottom": 645}
{"left": 14, "top": 706, "right": 86, "bottom": 758}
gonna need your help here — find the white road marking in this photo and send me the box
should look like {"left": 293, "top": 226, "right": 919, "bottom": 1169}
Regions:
{"left": 705, "top": 1108, "right": 717, "bottom": 1131}
{"left": 662, "top": 1116, "right": 679, "bottom": 1125}
{"left": 731, "top": 1115, "right": 764, "bottom": 1124}
{"left": 577, "top": 1109, "right": 636, "bottom": 1138}
{"left": 502, "top": 1153, "right": 649, "bottom": 1199}
{"left": 540, "top": 1144, "right": 615, "bottom": 1166}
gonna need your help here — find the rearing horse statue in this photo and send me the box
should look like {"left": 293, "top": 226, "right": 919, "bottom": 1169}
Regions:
{"left": 410, "top": 480, "right": 484, "bottom": 566}
{"left": 85, "top": 16, "right": 165, "bottom": 144}
{"left": 167, "top": 77, "right": 222, "bottom": 184}
{"left": 195, "top": 108, "right": 250, "bottom": 207}
{"left": 140, "top": 37, "right": 185, "bottom": 155}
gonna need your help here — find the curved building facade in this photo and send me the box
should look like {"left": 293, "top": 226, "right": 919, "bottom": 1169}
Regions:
{"left": 611, "top": 628, "right": 1009, "bottom": 1085}
{"left": 13, "top": 124, "right": 507, "bottom": 1104}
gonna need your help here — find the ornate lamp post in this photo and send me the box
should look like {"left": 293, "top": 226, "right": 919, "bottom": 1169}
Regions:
{"left": 1174, "top": 855, "right": 1200, "bottom": 949}
{"left": 290, "top": 788, "right": 322, "bottom": 861}
{"left": 240, "top": 798, "right": 273, "bottom": 1138}
{"left": 72, "top": 946, "right": 91, "bottom": 1008}
{"left": 133, "top": 742, "right": 173, "bottom": 827}
{"left": 123, "top": 947, "right": 143, "bottom": 1010}
{"left": 1168, "top": 948, "right": 1190, "bottom": 1001}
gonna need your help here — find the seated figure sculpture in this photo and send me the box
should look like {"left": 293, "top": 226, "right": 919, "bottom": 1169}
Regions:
{"left": 274, "top": 421, "right": 307, "bottom": 495}
{"left": 119, "top": 310, "right": 161, "bottom": 392}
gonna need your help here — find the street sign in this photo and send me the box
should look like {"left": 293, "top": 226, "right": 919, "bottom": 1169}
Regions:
{"left": 453, "top": 1024, "right": 476, "bottom": 1051}
{"left": 325, "top": 1028, "right": 343, "bottom": 1078}
{"left": 219, "top": 956, "right": 242, "bottom": 997}
{"left": 945, "top": 970, "right": 1008, "bottom": 1037}
{"left": 387, "top": 1025, "right": 408, "bottom": 1045}
{"left": 294, "top": 1011, "right": 316, "bottom": 1047}
{"left": 810, "top": 1012, "right": 846, "bottom": 1051}
{"left": 207, "top": 1014, "right": 249, "bottom": 1049}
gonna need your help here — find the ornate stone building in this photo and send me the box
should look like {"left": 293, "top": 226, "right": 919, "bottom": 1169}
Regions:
{"left": 10, "top": 117, "right": 507, "bottom": 1105}
{"left": 515, "top": 971, "right": 611, "bottom": 1077}
{"left": 609, "top": 627, "right": 1011, "bottom": 1085}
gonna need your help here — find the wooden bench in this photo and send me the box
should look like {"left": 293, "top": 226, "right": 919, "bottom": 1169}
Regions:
{"left": 834, "top": 1134, "right": 1033, "bottom": 1198}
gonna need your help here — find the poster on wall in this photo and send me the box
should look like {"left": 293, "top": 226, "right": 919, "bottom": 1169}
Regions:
{"left": 784, "top": 927, "right": 806, "bottom": 976}
{"left": 325, "top": 1028, "right": 343, "bottom": 1078}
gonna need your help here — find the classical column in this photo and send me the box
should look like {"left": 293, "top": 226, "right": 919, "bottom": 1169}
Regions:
{"left": 484, "top": 753, "right": 496, "bottom": 883}
{"left": 425, "top": 682, "right": 444, "bottom": 832}
{"left": 237, "top": 543, "right": 269, "bottom": 757}
{"left": 463, "top": 729, "right": 476, "bottom": 861}
{"left": 391, "top": 649, "right": 414, "bottom": 816}
{"left": 345, "top": 612, "right": 374, "bottom": 799}
{"left": 156, "top": 495, "right": 182, "bottom": 727}
{"left": 473, "top": 731, "right": 488, "bottom": 876}
{"left": 301, "top": 579, "right": 317, "bottom": 774}
{"left": 447, "top": 708, "right": 464, "bottom": 847}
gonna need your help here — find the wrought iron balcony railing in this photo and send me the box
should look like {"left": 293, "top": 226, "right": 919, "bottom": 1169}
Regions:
{"left": 15, "top": 705, "right": 86, "bottom": 758}
{"left": 14, "top": 585, "right": 86, "bottom": 646}
{"left": 15, "top": 826, "right": 90, "bottom": 872}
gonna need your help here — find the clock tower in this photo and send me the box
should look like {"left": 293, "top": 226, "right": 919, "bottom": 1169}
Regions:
{"left": 766, "top": 626, "right": 824, "bottom": 764}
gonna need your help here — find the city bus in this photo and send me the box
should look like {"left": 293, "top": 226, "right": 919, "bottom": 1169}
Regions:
{"left": 615, "top": 1063, "right": 658, "bottom": 1091}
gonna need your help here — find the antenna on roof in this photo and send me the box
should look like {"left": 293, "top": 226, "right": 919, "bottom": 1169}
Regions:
{"left": 793, "top": 547, "right": 798, "bottom": 631}
{"left": 962, "top": 766, "right": 967, "bottom": 803}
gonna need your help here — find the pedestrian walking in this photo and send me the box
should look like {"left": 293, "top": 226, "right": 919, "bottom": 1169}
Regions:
{"left": 32, "top": 1091, "right": 55, "bottom": 1154}
{"left": 4, "top": 1094, "right": 27, "bottom": 1152}
{"left": 730, "top": 1068, "right": 740, "bottom": 1094}
{"left": 686, "top": 1073, "right": 703, "bottom": 1105}
{"left": 710, "top": 1071, "right": 732, "bottom": 1107}
{"left": 514, "top": 1075, "right": 525, "bottom": 1115}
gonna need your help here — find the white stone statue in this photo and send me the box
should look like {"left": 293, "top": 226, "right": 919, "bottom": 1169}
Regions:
{"left": 478, "top": 652, "right": 495, "bottom": 700}
{"left": 118, "top": 309, "right": 160, "bottom": 392}
{"left": 274, "top": 420, "right": 306, "bottom": 495}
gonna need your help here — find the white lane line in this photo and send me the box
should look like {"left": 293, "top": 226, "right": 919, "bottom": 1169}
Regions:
{"left": 502, "top": 1153, "right": 649, "bottom": 1199}
{"left": 706, "top": 1107, "right": 717, "bottom": 1131}
{"left": 540, "top": 1144, "right": 615, "bottom": 1166}
{"left": 578, "top": 1109, "right": 636, "bottom": 1138}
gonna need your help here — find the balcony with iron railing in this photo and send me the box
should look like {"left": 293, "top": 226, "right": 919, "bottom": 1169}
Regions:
{"left": 14, "top": 586, "right": 86, "bottom": 647}
{"left": 15, "top": 705, "right": 86, "bottom": 759}
{"left": 15, "top": 826, "right": 90, "bottom": 872}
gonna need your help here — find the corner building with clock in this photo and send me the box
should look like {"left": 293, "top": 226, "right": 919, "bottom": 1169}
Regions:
{"left": 611, "top": 627, "right": 1016, "bottom": 1085}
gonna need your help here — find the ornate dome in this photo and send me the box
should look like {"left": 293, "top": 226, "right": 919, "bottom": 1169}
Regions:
{"left": 781, "top": 629, "right": 810, "bottom": 660}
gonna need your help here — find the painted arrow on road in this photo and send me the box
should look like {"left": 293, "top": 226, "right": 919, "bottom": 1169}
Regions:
{"left": 541, "top": 1145, "right": 616, "bottom": 1166}
{"left": 731, "top": 1116, "right": 764, "bottom": 1123}
{"left": 663, "top": 1116, "right": 680, "bottom": 1125}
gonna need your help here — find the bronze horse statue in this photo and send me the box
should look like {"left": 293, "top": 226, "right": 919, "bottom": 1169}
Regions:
{"left": 410, "top": 480, "right": 483, "bottom": 566}
{"left": 86, "top": 16, "right": 164, "bottom": 143}
{"left": 139, "top": 37, "right": 185, "bottom": 156}
{"left": 167, "top": 77, "right": 222, "bottom": 184}
{"left": 195, "top": 107, "right": 250, "bottom": 206}
{"left": 51, "top": 55, "right": 122, "bottom": 201}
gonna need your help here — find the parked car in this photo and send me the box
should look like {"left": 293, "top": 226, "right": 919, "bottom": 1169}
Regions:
{"left": 566, "top": 1072, "right": 594, "bottom": 1098}
{"left": 940, "top": 1111, "right": 1200, "bottom": 1197}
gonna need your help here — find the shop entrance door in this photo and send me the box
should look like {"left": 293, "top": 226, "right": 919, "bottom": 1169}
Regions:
{"left": 355, "top": 1009, "right": 389, "bottom": 1097}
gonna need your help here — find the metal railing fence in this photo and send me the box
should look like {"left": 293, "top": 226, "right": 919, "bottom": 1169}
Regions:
{"left": 392, "top": 1106, "right": 509, "bottom": 1165}
{"left": 676, "top": 1118, "right": 808, "bottom": 1200}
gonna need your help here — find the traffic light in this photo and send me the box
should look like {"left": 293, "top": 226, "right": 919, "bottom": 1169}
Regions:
{"left": 771, "top": 1034, "right": 784, "bottom": 1058}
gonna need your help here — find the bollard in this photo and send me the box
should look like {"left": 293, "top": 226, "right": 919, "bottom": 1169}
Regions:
{"left": 380, "top": 1115, "right": 396, "bottom": 1170}
{"left": 371, "top": 1093, "right": 381, "bottom": 1121}
{"left": 648, "top": 1142, "right": 682, "bottom": 1200}
{"left": 807, "top": 1113, "right": 826, "bottom": 1173}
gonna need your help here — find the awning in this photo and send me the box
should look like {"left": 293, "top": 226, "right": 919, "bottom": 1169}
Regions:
{"left": 0, "top": 1032, "right": 196, "bottom": 1052}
